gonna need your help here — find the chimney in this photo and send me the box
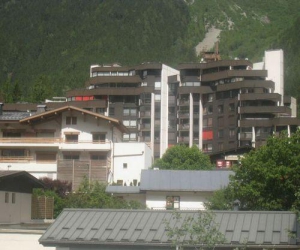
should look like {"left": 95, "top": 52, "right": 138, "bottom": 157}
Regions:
{"left": 37, "top": 104, "right": 47, "bottom": 113}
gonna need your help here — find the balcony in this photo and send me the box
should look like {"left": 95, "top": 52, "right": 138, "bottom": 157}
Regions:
{"left": 0, "top": 137, "right": 60, "bottom": 147}
{"left": 139, "top": 124, "right": 151, "bottom": 130}
{"left": 239, "top": 106, "right": 291, "bottom": 115}
{"left": 178, "top": 136, "right": 189, "bottom": 143}
{"left": 239, "top": 132, "right": 252, "bottom": 140}
{"left": 178, "top": 112, "right": 190, "bottom": 118}
{"left": 178, "top": 124, "right": 190, "bottom": 130}
{"left": 0, "top": 137, "right": 112, "bottom": 151}
{"left": 202, "top": 70, "right": 267, "bottom": 82}
{"left": 239, "top": 93, "right": 281, "bottom": 102}
{"left": 140, "top": 111, "right": 151, "bottom": 118}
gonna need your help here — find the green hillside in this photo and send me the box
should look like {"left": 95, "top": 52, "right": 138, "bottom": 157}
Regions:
{"left": 0, "top": 0, "right": 300, "bottom": 103}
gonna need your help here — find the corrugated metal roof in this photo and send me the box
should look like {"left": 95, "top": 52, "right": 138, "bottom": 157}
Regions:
{"left": 105, "top": 186, "right": 141, "bottom": 194}
{"left": 39, "top": 209, "right": 300, "bottom": 248}
{"left": 140, "top": 170, "right": 233, "bottom": 191}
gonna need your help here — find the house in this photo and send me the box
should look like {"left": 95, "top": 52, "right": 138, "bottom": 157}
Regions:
{"left": 0, "top": 105, "right": 152, "bottom": 190}
{"left": 39, "top": 209, "right": 300, "bottom": 249}
{"left": 106, "top": 169, "right": 233, "bottom": 210}
{"left": 0, "top": 170, "right": 44, "bottom": 223}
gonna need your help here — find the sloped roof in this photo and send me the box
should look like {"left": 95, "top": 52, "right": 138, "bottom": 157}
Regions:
{"left": 105, "top": 185, "right": 141, "bottom": 194}
{"left": 39, "top": 209, "right": 300, "bottom": 249}
{"left": 0, "top": 171, "right": 45, "bottom": 193}
{"left": 19, "top": 105, "right": 128, "bottom": 133}
{"left": 140, "top": 170, "right": 233, "bottom": 191}
{"left": 0, "top": 111, "right": 31, "bottom": 121}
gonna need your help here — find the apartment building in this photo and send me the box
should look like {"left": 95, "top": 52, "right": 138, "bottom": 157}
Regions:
{"left": 1, "top": 49, "right": 299, "bottom": 165}
{"left": 63, "top": 49, "right": 300, "bottom": 163}
{"left": 0, "top": 104, "right": 152, "bottom": 189}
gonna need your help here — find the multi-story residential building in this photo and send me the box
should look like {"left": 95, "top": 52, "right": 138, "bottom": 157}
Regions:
{"left": 0, "top": 104, "right": 152, "bottom": 189}
{"left": 63, "top": 49, "right": 300, "bottom": 163}
{"left": 1, "top": 49, "right": 299, "bottom": 165}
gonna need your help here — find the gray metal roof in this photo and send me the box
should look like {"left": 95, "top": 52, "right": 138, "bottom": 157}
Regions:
{"left": 0, "top": 111, "right": 31, "bottom": 120}
{"left": 39, "top": 209, "right": 300, "bottom": 249}
{"left": 140, "top": 170, "right": 233, "bottom": 191}
{"left": 105, "top": 185, "right": 141, "bottom": 194}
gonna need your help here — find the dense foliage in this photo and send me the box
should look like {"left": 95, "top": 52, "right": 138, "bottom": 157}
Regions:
{"left": 207, "top": 130, "right": 300, "bottom": 211}
{"left": 153, "top": 144, "right": 213, "bottom": 170}
{"left": 164, "top": 211, "right": 226, "bottom": 250}
{"left": 34, "top": 177, "right": 144, "bottom": 218}
{"left": 1, "top": 0, "right": 300, "bottom": 102}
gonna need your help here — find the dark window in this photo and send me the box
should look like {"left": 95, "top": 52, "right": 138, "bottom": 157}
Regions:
{"left": 63, "top": 153, "right": 79, "bottom": 160}
{"left": 66, "top": 117, "right": 77, "bottom": 125}
{"left": 166, "top": 196, "right": 180, "bottom": 210}
{"left": 109, "top": 107, "right": 115, "bottom": 116}
{"left": 65, "top": 134, "right": 78, "bottom": 142}
{"left": 93, "top": 133, "right": 106, "bottom": 142}
{"left": 5, "top": 192, "right": 9, "bottom": 203}
{"left": 12, "top": 193, "right": 16, "bottom": 204}
{"left": 123, "top": 163, "right": 128, "bottom": 169}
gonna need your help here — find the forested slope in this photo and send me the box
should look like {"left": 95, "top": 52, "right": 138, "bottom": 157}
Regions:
{"left": 0, "top": 0, "right": 300, "bottom": 103}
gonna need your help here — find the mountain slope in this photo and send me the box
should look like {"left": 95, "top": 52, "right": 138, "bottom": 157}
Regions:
{"left": 0, "top": 0, "right": 300, "bottom": 102}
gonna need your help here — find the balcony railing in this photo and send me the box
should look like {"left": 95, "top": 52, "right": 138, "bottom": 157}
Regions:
{"left": 0, "top": 137, "right": 61, "bottom": 144}
{"left": 0, "top": 156, "right": 34, "bottom": 162}
{"left": 0, "top": 137, "right": 110, "bottom": 145}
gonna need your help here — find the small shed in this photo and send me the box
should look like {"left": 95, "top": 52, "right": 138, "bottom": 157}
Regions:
{"left": 0, "top": 171, "right": 44, "bottom": 223}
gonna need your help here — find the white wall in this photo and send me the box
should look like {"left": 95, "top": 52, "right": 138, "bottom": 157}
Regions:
{"left": 0, "top": 233, "right": 54, "bottom": 250}
{"left": 0, "top": 192, "right": 32, "bottom": 223}
{"left": 160, "top": 65, "right": 180, "bottom": 157}
{"left": 145, "top": 191, "right": 212, "bottom": 210}
{"left": 112, "top": 143, "right": 152, "bottom": 185}
{"left": 264, "top": 50, "right": 284, "bottom": 103}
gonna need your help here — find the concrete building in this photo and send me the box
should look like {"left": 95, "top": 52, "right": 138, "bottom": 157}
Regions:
{"left": 2, "top": 49, "right": 299, "bottom": 165}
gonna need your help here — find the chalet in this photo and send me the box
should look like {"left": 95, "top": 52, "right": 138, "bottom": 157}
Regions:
{"left": 0, "top": 105, "right": 152, "bottom": 190}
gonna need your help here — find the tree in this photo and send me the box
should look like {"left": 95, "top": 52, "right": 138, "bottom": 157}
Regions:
{"left": 153, "top": 144, "right": 213, "bottom": 170}
{"left": 34, "top": 176, "right": 144, "bottom": 218}
{"left": 210, "top": 130, "right": 300, "bottom": 211}
{"left": 164, "top": 210, "right": 226, "bottom": 250}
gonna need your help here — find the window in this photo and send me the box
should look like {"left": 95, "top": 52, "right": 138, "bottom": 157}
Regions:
{"left": 208, "top": 94, "right": 213, "bottom": 102}
{"left": 63, "top": 153, "right": 79, "bottom": 160}
{"left": 5, "top": 192, "right": 9, "bottom": 203}
{"left": 229, "top": 103, "right": 235, "bottom": 112}
{"left": 109, "top": 107, "right": 115, "bottom": 116}
{"left": 229, "top": 129, "right": 235, "bottom": 138}
{"left": 203, "top": 118, "right": 213, "bottom": 128}
{"left": 123, "top": 108, "right": 137, "bottom": 116}
{"left": 65, "top": 134, "right": 78, "bottom": 143}
{"left": 93, "top": 133, "right": 106, "bottom": 142}
{"left": 3, "top": 131, "right": 21, "bottom": 137}
{"left": 12, "top": 193, "right": 16, "bottom": 204}
{"left": 203, "top": 143, "right": 212, "bottom": 153}
{"left": 155, "top": 82, "right": 161, "bottom": 90}
{"left": 66, "top": 116, "right": 77, "bottom": 125}
{"left": 123, "top": 163, "right": 128, "bottom": 169}
{"left": 90, "top": 154, "right": 106, "bottom": 160}
{"left": 96, "top": 108, "right": 106, "bottom": 114}
{"left": 218, "top": 142, "right": 224, "bottom": 151}
{"left": 218, "top": 105, "right": 224, "bottom": 114}
{"left": 166, "top": 196, "right": 180, "bottom": 210}
{"left": 218, "top": 130, "right": 224, "bottom": 138}
{"left": 123, "top": 133, "right": 137, "bottom": 141}
{"left": 123, "top": 120, "right": 137, "bottom": 128}
{"left": 155, "top": 94, "right": 161, "bottom": 101}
